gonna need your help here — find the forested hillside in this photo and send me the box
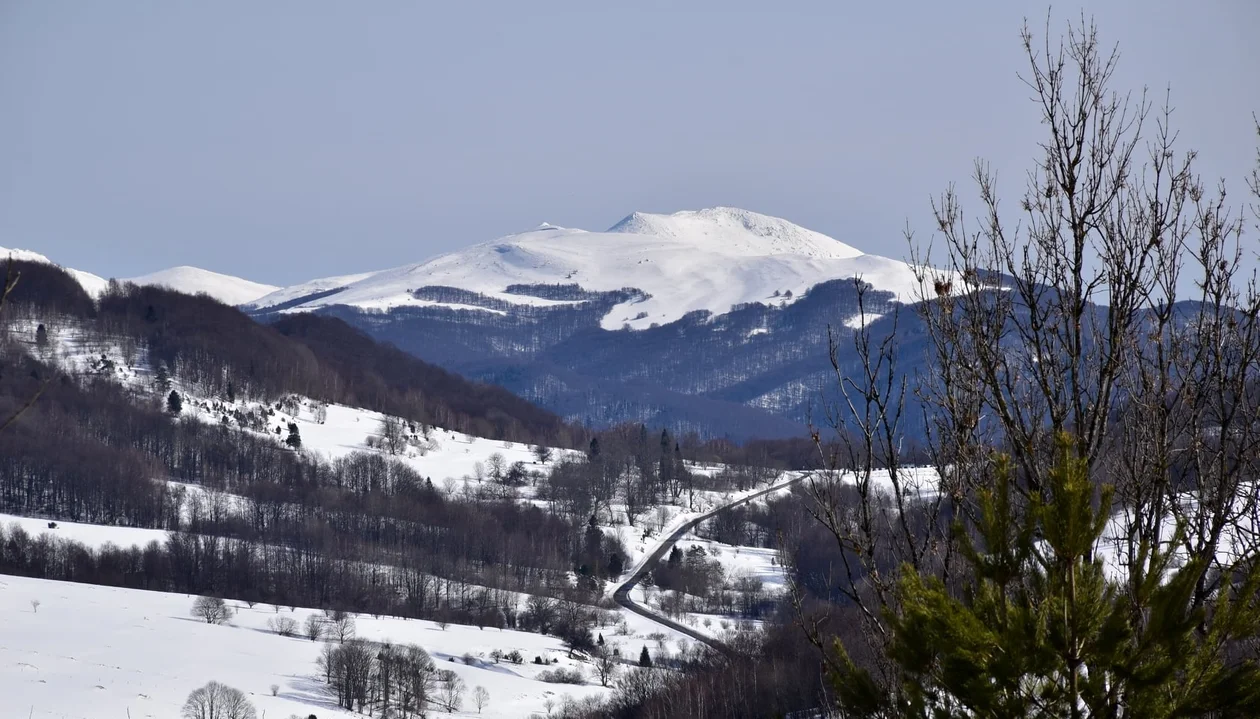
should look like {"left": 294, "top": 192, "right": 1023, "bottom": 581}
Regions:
{"left": 3, "top": 259, "right": 585, "bottom": 447}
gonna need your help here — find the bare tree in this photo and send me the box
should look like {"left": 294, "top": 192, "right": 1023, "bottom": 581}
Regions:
{"left": 303, "top": 613, "right": 325, "bottom": 641}
{"left": 29, "top": 599, "right": 40, "bottom": 614}
{"left": 486, "top": 452, "right": 507, "bottom": 483}
{"left": 800, "top": 14, "right": 1260, "bottom": 709}
{"left": 325, "top": 608, "right": 356, "bottom": 643}
{"left": 378, "top": 415, "right": 407, "bottom": 455}
{"left": 532, "top": 443, "right": 553, "bottom": 463}
{"left": 181, "top": 681, "right": 256, "bottom": 719}
{"left": 191, "top": 596, "right": 232, "bottom": 625}
{"left": 592, "top": 645, "right": 618, "bottom": 687}
{"left": 472, "top": 685, "right": 490, "bottom": 714}
{"left": 268, "top": 616, "right": 297, "bottom": 637}
{"left": 436, "top": 669, "right": 464, "bottom": 712}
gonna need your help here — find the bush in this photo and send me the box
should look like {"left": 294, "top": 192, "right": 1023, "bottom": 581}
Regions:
{"left": 538, "top": 667, "right": 585, "bottom": 685}
{"left": 191, "top": 596, "right": 232, "bottom": 625}
{"left": 303, "top": 613, "right": 324, "bottom": 641}
{"left": 268, "top": 616, "right": 298, "bottom": 637}
{"left": 506, "top": 649, "right": 524, "bottom": 664}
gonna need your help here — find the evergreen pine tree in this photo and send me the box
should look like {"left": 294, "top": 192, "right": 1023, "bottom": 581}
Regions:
{"left": 34, "top": 323, "right": 47, "bottom": 349}
{"left": 638, "top": 645, "right": 652, "bottom": 668}
{"left": 166, "top": 390, "right": 182, "bottom": 415}
{"left": 285, "top": 422, "right": 302, "bottom": 450}
{"left": 608, "top": 552, "right": 624, "bottom": 576}
{"left": 155, "top": 363, "right": 172, "bottom": 396}
{"left": 831, "top": 434, "right": 1260, "bottom": 718}
{"left": 667, "top": 546, "right": 682, "bottom": 568}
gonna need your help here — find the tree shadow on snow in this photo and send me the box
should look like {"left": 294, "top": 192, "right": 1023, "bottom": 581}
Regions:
{"left": 282, "top": 674, "right": 344, "bottom": 712}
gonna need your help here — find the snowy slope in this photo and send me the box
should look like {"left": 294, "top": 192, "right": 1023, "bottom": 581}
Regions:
{"left": 0, "top": 245, "right": 110, "bottom": 297}
{"left": 238, "top": 269, "right": 378, "bottom": 309}
{"left": 125, "top": 266, "right": 279, "bottom": 306}
{"left": 248, "top": 207, "right": 933, "bottom": 330}
{"left": 0, "top": 514, "right": 170, "bottom": 549}
{"left": 0, "top": 575, "right": 610, "bottom": 719}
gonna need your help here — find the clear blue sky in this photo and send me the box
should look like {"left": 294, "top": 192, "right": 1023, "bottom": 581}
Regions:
{"left": 2, "top": 1, "right": 1257, "bottom": 285}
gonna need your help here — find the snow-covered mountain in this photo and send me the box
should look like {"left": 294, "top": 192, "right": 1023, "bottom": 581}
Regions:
{"left": 125, "top": 266, "right": 279, "bottom": 306}
{"left": 2, "top": 247, "right": 275, "bottom": 306}
{"left": 7, "top": 209, "right": 937, "bottom": 438}
{"left": 241, "top": 208, "right": 934, "bottom": 438}
{"left": 248, "top": 207, "right": 929, "bottom": 330}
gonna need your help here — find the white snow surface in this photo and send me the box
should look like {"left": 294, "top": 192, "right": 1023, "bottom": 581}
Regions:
{"left": 0, "top": 514, "right": 169, "bottom": 549}
{"left": 124, "top": 266, "right": 279, "bottom": 306}
{"left": 238, "top": 270, "right": 377, "bottom": 309}
{"left": 0, "top": 575, "right": 610, "bottom": 719}
{"left": 248, "top": 207, "right": 932, "bottom": 330}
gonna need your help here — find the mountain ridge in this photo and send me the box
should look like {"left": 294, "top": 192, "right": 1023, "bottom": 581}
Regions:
{"left": 247, "top": 206, "right": 930, "bottom": 332}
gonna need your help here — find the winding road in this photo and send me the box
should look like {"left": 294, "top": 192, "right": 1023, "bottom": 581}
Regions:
{"left": 611, "top": 472, "right": 808, "bottom": 654}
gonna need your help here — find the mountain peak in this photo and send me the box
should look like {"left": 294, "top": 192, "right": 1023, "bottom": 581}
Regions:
{"left": 607, "top": 207, "right": 863, "bottom": 259}
{"left": 125, "top": 266, "right": 280, "bottom": 306}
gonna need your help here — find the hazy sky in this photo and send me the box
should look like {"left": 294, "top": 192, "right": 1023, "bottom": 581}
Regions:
{"left": 2, "top": 1, "right": 1257, "bottom": 285}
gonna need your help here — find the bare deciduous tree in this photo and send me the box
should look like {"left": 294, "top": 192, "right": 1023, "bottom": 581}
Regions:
{"left": 191, "top": 596, "right": 232, "bottom": 625}
{"left": 303, "top": 613, "right": 324, "bottom": 641}
{"left": 378, "top": 415, "right": 407, "bottom": 455}
{"left": 436, "top": 669, "right": 464, "bottom": 712}
{"left": 592, "top": 645, "right": 618, "bottom": 687}
{"left": 799, "top": 14, "right": 1260, "bottom": 711}
{"left": 268, "top": 616, "right": 297, "bottom": 637}
{"left": 325, "top": 608, "right": 356, "bottom": 643}
{"left": 472, "top": 684, "right": 490, "bottom": 714}
{"left": 181, "top": 681, "right": 256, "bottom": 719}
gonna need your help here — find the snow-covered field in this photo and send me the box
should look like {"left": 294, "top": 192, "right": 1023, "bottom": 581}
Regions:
{"left": 0, "top": 514, "right": 169, "bottom": 550}
{"left": 296, "top": 402, "right": 573, "bottom": 487}
{"left": 0, "top": 575, "right": 614, "bottom": 719}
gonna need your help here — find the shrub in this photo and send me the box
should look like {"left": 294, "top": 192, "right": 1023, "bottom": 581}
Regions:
{"left": 303, "top": 614, "right": 324, "bottom": 641}
{"left": 538, "top": 667, "right": 585, "bottom": 685}
{"left": 268, "top": 616, "right": 298, "bottom": 637}
{"left": 191, "top": 596, "right": 231, "bottom": 625}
